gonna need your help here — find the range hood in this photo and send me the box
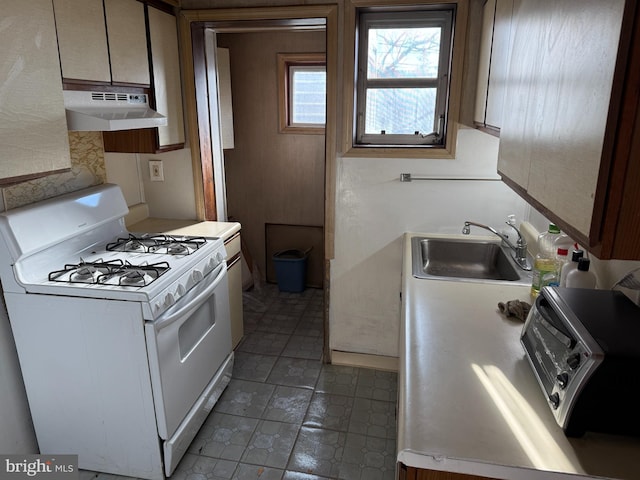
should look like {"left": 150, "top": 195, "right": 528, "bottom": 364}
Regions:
{"left": 63, "top": 90, "right": 167, "bottom": 131}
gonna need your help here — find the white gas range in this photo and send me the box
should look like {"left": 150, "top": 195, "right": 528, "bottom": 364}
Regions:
{"left": 0, "top": 184, "right": 233, "bottom": 479}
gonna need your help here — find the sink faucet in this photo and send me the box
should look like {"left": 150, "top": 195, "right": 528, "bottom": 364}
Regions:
{"left": 462, "top": 221, "right": 532, "bottom": 271}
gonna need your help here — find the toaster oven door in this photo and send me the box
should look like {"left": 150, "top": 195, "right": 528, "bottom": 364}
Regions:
{"left": 521, "top": 288, "right": 602, "bottom": 430}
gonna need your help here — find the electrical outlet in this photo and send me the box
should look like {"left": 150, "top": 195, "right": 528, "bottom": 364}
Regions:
{"left": 149, "top": 160, "right": 164, "bottom": 182}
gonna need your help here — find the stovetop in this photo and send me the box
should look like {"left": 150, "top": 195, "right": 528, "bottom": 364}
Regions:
{"left": 0, "top": 184, "right": 228, "bottom": 319}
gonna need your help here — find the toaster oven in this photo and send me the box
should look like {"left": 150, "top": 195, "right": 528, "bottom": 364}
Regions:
{"left": 521, "top": 286, "right": 640, "bottom": 437}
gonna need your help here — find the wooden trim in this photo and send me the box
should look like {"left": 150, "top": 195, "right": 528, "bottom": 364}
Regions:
{"left": 178, "top": 13, "right": 205, "bottom": 220}
{"left": 224, "top": 231, "right": 241, "bottom": 244}
{"left": 190, "top": 23, "right": 217, "bottom": 219}
{"left": 62, "top": 81, "right": 149, "bottom": 93}
{"left": 341, "top": 0, "right": 468, "bottom": 159}
{"left": 145, "top": 0, "right": 176, "bottom": 15}
{"left": 155, "top": 142, "right": 185, "bottom": 153}
{"left": 473, "top": 122, "right": 500, "bottom": 138}
{"left": 0, "top": 168, "right": 72, "bottom": 187}
{"left": 398, "top": 463, "right": 500, "bottom": 480}
{"left": 277, "top": 52, "right": 327, "bottom": 134}
{"left": 591, "top": 0, "right": 639, "bottom": 259}
{"left": 227, "top": 252, "right": 242, "bottom": 268}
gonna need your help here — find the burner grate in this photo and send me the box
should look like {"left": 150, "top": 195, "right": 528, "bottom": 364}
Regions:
{"left": 106, "top": 234, "right": 207, "bottom": 255}
{"left": 49, "top": 260, "right": 170, "bottom": 287}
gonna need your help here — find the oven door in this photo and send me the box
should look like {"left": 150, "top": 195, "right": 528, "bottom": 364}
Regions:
{"left": 144, "top": 262, "right": 232, "bottom": 457}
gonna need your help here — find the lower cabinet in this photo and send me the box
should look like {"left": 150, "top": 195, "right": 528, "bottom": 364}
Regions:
{"left": 225, "top": 232, "right": 244, "bottom": 349}
{"left": 398, "top": 464, "right": 498, "bottom": 480}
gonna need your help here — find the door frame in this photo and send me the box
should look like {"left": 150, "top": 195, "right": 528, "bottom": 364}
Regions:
{"left": 178, "top": 5, "right": 338, "bottom": 363}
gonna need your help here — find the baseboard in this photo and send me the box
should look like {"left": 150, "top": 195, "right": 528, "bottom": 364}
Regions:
{"left": 330, "top": 350, "right": 398, "bottom": 372}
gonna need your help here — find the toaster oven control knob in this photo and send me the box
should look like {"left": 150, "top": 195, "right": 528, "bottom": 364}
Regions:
{"left": 567, "top": 353, "right": 581, "bottom": 370}
{"left": 549, "top": 393, "right": 560, "bottom": 409}
{"left": 556, "top": 372, "right": 569, "bottom": 389}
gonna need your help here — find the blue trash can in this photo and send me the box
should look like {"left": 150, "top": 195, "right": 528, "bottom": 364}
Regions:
{"left": 272, "top": 249, "right": 310, "bottom": 293}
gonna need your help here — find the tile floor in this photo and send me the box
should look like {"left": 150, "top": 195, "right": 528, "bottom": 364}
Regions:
{"left": 81, "top": 283, "right": 398, "bottom": 480}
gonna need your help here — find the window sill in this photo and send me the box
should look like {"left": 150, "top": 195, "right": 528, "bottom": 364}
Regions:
{"left": 279, "top": 126, "right": 326, "bottom": 135}
{"left": 342, "top": 143, "right": 456, "bottom": 159}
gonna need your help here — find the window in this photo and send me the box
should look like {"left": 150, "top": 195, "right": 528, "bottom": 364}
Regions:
{"left": 354, "top": 7, "right": 454, "bottom": 148}
{"left": 278, "top": 53, "right": 326, "bottom": 134}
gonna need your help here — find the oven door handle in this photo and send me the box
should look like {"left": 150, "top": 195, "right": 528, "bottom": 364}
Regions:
{"left": 153, "top": 262, "right": 227, "bottom": 331}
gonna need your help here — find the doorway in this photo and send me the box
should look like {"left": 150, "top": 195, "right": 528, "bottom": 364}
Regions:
{"left": 181, "top": 6, "right": 338, "bottom": 362}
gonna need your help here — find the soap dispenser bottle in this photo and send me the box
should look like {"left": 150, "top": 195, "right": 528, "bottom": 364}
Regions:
{"left": 565, "top": 258, "right": 597, "bottom": 289}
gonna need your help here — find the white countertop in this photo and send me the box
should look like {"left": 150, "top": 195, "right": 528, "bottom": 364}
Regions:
{"left": 399, "top": 233, "right": 640, "bottom": 480}
{"left": 128, "top": 218, "right": 240, "bottom": 241}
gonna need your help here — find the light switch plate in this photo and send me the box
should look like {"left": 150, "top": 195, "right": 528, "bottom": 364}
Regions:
{"left": 149, "top": 160, "right": 164, "bottom": 182}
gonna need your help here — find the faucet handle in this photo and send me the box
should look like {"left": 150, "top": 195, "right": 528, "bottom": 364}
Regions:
{"left": 504, "top": 221, "right": 525, "bottom": 245}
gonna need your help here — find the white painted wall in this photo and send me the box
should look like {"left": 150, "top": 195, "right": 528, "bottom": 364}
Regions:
{"left": 104, "top": 152, "right": 143, "bottom": 206}
{"left": 104, "top": 149, "right": 197, "bottom": 220}
{"left": 330, "top": 126, "right": 529, "bottom": 357}
{"left": 139, "top": 149, "right": 197, "bottom": 219}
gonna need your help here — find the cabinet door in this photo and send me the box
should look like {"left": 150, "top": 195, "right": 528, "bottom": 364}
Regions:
{"left": 53, "top": 0, "right": 111, "bottom": 82}
{"left": 484, "top": 0, "right": 513, "bottom": 128}
{"left": 1, "top": 0, "right": 71, "bottom": 184}
{"left": 104, "top": 0, "right": 150, "bottom": 86}
{"left": 474, "top": 0, "right": 495, "bottom": 126}
{"left": 148, "top": 6, "right": 185, "bottom": 148}
{"left": 498, "top": 0, "right": 625, "bottom": 239}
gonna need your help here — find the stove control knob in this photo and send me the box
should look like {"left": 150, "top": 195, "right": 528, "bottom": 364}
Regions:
{"left": 567, "top": 353, "right": 581, "bottom": 370}
{"left": 176, "top": 284, "right": 186, "bottom": 297}
{"left": 192, "top": 269, "right": 204, "bottom": 283}
{"left": 164, "top": 293, "right": 175, "bottom": 307}
{"left": 216, "top": 252, "right": 224, "bottom": 264}
{"left": 556, "top": 372, "right": 569, "bottom": 389}
{"left": 549, "top": 393, "right": 560, "bottom": 409}
{"left": 205, "top": 258, "right": 216, "bottom": 272}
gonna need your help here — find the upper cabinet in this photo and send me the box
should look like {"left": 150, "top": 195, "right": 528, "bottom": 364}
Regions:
{"left": 148, "top": 5, "right": 185, "bottom": 147}
{"left": 53, "top": 0, "right": 149, "bottom": 86}
{"left": 0, "top": 0, "right": 71, "bottom": 186}
{"left": 474, "top": 0, "right": 513, "bottom": 135}
{"left": 103, "top": 4, "right": 185, "bottom": 153}
{"left": 498, "top": 0, "right": 640, "bottom": 259}
{"left": 104, "top": 0, "right": 150, "bottom": 85}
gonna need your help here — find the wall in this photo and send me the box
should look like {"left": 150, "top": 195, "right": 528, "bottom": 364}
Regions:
{"left": 330, "top": 126, "right": 529, "bottom": 357}
{"left": 103, "top": 149, "right": 197, "bottom": 219}
{"left": 218, "top": 30, "right": 326, "bottom": 281}
{"left": 0, "top": 131, "right": 106, "bottom": 453}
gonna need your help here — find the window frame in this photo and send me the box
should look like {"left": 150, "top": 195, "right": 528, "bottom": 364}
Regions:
{"left": 343, "top": 0, "right": 468, "bottom": 159}
{"left": 277, "top": 53, "right": 327, "bottom": 134}
{"left": 356, "top": 9, "right": 454, "bottom": 146}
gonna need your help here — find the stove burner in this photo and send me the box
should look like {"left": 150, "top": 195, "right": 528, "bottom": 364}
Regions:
{"left": 49, "top": 260, "right": 170, "bottom": 287}
{"left": 167, "top": 243, "right": 188, "bottom": 255}
{"left": 106, "top": 234, "right": 208, "bottom": 256}
{"left": 119, "top": 269, "right": 152, "bottom": 286}
{"left": 49, "top": 259, "right": 124, "bottom": 284}
{"left": 73, "top": 265, "right": 99, "bottom": 282}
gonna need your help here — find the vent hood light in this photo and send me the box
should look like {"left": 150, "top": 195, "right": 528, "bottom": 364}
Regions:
{"left": 63, "top": 90, "right": 167, "bottom": 132}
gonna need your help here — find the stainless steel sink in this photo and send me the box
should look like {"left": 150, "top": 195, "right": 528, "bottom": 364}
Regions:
{"left": 411, "top": 236, "right": 532, "bottom": 285}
